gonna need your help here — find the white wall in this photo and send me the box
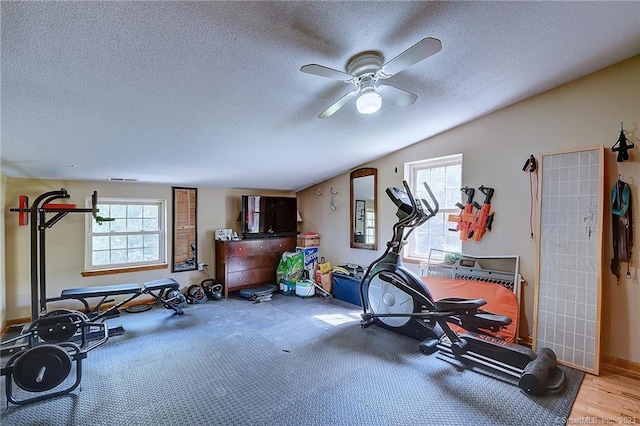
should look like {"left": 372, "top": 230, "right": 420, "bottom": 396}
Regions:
{"left": 1, "top": 172, "right": 6, "bottom": 327}
{"left": 3, "top": 178, "right": 291, "bottom": 320}
{"left": 297, "top": 56, "right": 640, "bottom": 363}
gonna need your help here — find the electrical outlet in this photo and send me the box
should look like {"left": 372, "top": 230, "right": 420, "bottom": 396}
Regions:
{"left": 198, "top": 262, "right": 207, "bottom": 271}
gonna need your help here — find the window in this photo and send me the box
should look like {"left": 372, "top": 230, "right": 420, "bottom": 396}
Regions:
{"left": 365, "top": 208, "right": 375, "bottom": 245}
{"left": 85, "top": 198, "right": 166, "bottom": 270}
{"left": 404, "top": 153, "right": 462, "bottom": 261}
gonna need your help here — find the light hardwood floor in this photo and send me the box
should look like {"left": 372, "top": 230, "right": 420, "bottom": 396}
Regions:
{"left": 569, "top": 369, "right": 640, "bottom": 425}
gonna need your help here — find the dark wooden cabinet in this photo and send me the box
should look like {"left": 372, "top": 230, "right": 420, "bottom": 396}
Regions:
{"left": 215, "top": 236, "right": 296, "bottom": 298}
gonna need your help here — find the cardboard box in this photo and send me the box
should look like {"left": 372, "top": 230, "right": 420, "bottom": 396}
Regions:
{"left": 296, "top": 246, "right": 319, "bottom": 271}
{"left": 297, "top": 234, "right": 320, "bottom": 247}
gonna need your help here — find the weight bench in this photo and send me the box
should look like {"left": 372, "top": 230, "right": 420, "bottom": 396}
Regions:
{"left": 47, "top": 278, "right": 184, "bottom": 320}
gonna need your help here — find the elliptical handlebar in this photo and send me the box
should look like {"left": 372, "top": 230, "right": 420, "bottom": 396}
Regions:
{"left": 390, "top": 180, "right": 440, "bottom": 245}
{"left": 420, "top": 181, "right": 439, "bottom": 218}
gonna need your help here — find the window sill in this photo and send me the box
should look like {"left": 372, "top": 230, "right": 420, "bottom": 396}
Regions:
{"left": 81, "top": 263, "right": 168, "bottom": 277}
{"left": 402, "top": 256, "right": 428, "bottom": 265}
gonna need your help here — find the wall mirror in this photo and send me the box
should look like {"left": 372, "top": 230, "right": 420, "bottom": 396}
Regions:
{"left": 172, "top": 187, "right": 198, "bottom": 272}
{"left": 350, "top": 168, "right": 377, "bottom": 250}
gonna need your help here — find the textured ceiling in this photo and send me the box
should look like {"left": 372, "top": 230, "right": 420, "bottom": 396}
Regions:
{"left": 2, "top": 1, "right": 639, "bottom": 191}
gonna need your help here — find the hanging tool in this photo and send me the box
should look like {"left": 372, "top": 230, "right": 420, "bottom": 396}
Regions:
{"left": 611, "top": 122, "right": 635, "bottom": 163}
{"left": 522, "top": 154, "right": 539, "bottom": 240}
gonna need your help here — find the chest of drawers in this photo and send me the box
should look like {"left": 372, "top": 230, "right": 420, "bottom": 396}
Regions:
{"left": 215, "top": 236, "right": 296, "bottom": 298}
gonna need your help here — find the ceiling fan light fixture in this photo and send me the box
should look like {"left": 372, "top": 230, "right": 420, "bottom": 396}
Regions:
{"left": 301, "top": 37, "right": 441, "bottom": 118}
{"left": 356, "top": 90, "right": 382, "bottom": 115}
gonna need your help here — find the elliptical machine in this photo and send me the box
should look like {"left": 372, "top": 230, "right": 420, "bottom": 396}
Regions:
{"left": 359, "top": 181, "right": 566, "bottom": 396}
{"left": 359, "top": 181, "right": 443, "bottom": 342}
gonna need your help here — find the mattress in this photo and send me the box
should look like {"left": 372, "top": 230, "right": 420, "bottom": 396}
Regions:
{"left": 422, "top": 276, "right": 518, "bottom": 343}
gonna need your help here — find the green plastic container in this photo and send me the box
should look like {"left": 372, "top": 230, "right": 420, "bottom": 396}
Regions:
{"left": 295, "top": 280, "right": 315, "bottom": 297}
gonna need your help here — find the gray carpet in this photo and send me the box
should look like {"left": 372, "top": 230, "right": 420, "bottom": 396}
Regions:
{"left": 1, "top": 294, "right": 584, "bottom": 425}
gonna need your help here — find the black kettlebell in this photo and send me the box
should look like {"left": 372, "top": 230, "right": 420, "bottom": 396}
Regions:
{"left": 201, "top": 279, "right": 223, "bottom": 301}
{"left": 186, "top": 284, "right": 208, "bottom": 304}
{"left": 210, "top": 285, "right": 223, "bottom": 301}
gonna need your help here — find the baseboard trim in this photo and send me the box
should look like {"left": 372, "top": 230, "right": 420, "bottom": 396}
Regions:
{"left": 0, "top": 297, "right": 157, "bottom": 337}
{"left": 1, "top": 317, "right": 28, "bottom": 338}
{"left": 601, "top": 354, "right": 640, "bottom": 379}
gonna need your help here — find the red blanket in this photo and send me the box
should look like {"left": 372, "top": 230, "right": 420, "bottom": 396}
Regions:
{"left": 423, "top": 276, "right": 518, "bottom": 343}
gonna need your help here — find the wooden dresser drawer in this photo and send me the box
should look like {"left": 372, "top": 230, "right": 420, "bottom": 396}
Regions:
{"left": 227, "top": 268, "right": 273, "bottom": 289}
{"left": 227, "top": 256, "right": 272, "bottom": 273}
{"left": 228, "top": 241, "right": 251, "bottom": 257}
{"left": 270, "top": 237, "right": 296, "bottom": 252}
{"left": 250, "top": 240, "right": 271, "bottom": 256}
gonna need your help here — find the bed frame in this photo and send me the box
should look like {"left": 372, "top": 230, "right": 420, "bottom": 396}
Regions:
{"left": 425, "top": 249, "right": 521, "bottom": 302}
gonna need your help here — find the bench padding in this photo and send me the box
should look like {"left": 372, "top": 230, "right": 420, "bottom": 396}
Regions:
{"left": 144, "top": 278, "right": 179, "bottom": 291}
{"left": 61, "top": 283, "right": 142, "bottom": 298}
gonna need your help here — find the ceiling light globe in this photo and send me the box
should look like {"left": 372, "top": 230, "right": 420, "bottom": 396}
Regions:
{"left": 356, "top": 91, "right": 382, "bottom": 115}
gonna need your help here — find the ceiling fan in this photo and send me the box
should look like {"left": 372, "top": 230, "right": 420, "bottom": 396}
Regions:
{"left": 300, "top": 37, "right": 442, "bottom": 119}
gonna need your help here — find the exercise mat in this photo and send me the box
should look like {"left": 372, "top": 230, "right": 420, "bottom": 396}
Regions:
{"left": 1, "top": 295, "right": 584, "bottom": 425}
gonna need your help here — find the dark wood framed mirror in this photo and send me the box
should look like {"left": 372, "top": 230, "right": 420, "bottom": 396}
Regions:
{"left": 350, "top": 167, "right": 377, "bottom": 250}
{"left": 172, "top": 186, "right": 198, "bottom": 272}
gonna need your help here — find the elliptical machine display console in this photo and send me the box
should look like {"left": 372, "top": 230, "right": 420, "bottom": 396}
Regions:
{"left": 359, "top": 181, "right": 566, "bottom": 396}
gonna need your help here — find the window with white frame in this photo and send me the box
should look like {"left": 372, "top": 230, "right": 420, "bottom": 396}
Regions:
{"left": 404, "top": 153, "right": 462, "bottom": 261}
{"left": 365, "top": 208, "right": 375, "bottom": 245}
{"left": 85, "top": 198, "right": 166, "bottom": 270}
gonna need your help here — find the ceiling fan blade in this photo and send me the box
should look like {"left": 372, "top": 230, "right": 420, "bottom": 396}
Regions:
{"left": 300, "top": 64, "right": 354, "bottom": 82}
{"left": 379, "top": 37, "right": 442, "bottom": 78}
{"left": 378, "top": 85, "right": 418, "bottom": 107}
{"left": 318, "top": 91, "right": 357, "bottom": 118}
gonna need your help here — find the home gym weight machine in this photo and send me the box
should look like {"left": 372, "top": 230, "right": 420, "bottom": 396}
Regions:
{"left": 10, "top": 188, "right": 115, "bottom": 322}
{"left": 6, "top": 188, "right": 184, "bottom": 329}
{"left": 359, "top": 181, "right": 565, "bottom": 396}
{"left": 1, "top": 188, "right": 114, "bottom": 404}
{"left": 2, "top": 188, "right": 185, "bottom": 405}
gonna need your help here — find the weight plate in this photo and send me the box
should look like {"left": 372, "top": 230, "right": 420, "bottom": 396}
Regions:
{"left": 45, "top": 309, "right": 89, "bottom": 322}
{"left": 13, "top": 345, "right": 72, "bottom": 392}
{"left": 125, "top": 303, "right": 153, "bottom": 313}
{"left": 31, "top": 313, "right": 79, "bottom": 344}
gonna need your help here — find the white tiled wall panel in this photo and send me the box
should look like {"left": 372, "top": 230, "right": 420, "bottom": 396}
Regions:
{"left": 536, "top": 148, "right": 601, "bottom": 372}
